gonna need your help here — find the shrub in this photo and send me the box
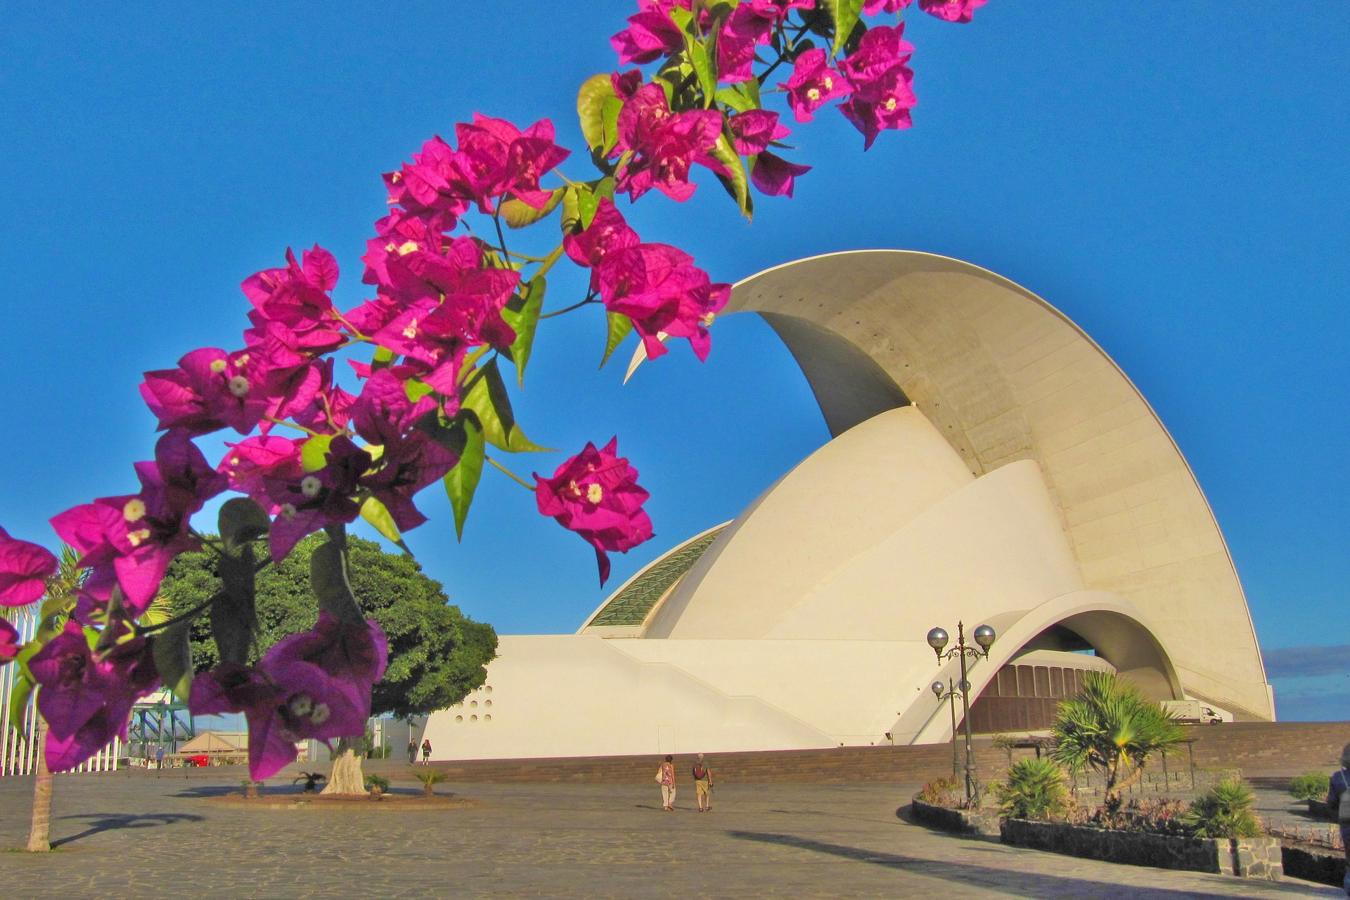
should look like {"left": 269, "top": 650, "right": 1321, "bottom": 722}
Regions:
{"left": 1184, "top": 778, "right": 1262, "bottom": 838}
{"left": 916, "top": 777, "right": 962, "bottom": 807}
{"left": 1079, "top": 797, "right": 1190, "bottom": 835}
{"left": 997, "top": 758, "right": 1072, "bottom": 821}
{"left": 364, "top": 773, "right": 391, "bottom": 795}
{"left": 414, "top": 769, "right": 448, "bottom": 796}
{"left": 1289, "top": 772, "right": 1330, "bottom": 802}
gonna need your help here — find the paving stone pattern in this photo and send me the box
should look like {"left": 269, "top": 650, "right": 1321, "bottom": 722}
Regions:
{"left": 1, "top": 771, "right": 1340, "bottom": 898}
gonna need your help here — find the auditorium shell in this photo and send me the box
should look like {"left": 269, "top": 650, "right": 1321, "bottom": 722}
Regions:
{"left": 421, "top": 251, "right": 1274, "bottom": 759}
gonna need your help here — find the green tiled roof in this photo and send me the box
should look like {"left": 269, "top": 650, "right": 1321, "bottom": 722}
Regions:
{"left": 588, "top": 526, "right": 728, "bottom": 627}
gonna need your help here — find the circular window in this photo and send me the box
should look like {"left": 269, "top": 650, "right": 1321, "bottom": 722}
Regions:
{"left": 484, "top": 686, "right": 493, "bottom": 694}
{"left": 484, "top": 700, "right": 493, "bottom": 708}
{"left": 484, "top": 714, "right": 492, "bottom": 722}
{"left": 454, "top": 715, "right": 463, "bottom": 723}
{"left": 470, "top": 714, "right": 478, "bottom": 722}
{"left": 470, "top": 700, "right": 478, "bottom": 708}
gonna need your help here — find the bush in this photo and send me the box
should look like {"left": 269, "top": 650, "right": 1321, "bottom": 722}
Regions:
{"left": 1289, "top": 772, "right": 1330, "bottom": 802}
{"left": 916, "top": 777, "right": 962, "bottom": 807}
{"left": 414, "top": 769, "right": 448, "bottom": 796}
{"left": 997, "top": 758, "right": 1072, "bottom": 821}
{"left": 1184, "top": 778, "right": 1262, "bottom": 838}
{"left": 1076, "top": 797, "right": 1190, "bottom": 836}
{"left": 364, "top": 773, "right": 390, "bottom": 795}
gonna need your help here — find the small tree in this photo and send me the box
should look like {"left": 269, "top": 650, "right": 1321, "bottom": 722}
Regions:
{"left": 162, "top": 534, "right": 496, "bottom": 794}
{"left": 1184, "top": 778, "right": 1262, "bottom": 838}
{"left": 1051, "top": 671, "right": 1183, "bottom": 809}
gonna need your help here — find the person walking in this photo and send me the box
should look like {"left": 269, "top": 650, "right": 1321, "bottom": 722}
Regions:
{"left": 656, "top": 755, "right": 677, "bottom": 811}
{"left": 421, "top": 738, "right": 432, "bottom": 766}
{"left": 1327, "top": 742, "right": 1350, "bottom": 896}
{"left": 407, "top": 740, "right": 417, "bottom": 765}
{"left": 692, "top": 753, "right": 714, "bottom": 812}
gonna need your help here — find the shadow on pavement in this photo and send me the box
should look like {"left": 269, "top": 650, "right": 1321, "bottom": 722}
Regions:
{"left": 726, "top": 830, "right": 1322, "bottom": 898}
{"left": 51, "top": 812, "right": 203, "bottom": 848}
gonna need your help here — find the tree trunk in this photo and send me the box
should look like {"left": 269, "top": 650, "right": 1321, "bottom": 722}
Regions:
{"left": 27, "top": 716, "right": 53, "bottom": 853}
{"left": 321, "top": 739, "right": 366, "bottom": 795}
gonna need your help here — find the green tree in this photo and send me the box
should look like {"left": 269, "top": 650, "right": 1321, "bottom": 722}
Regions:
{"left": 159, "top": 534, "right": 496, "bottom": 793}
{"left": 1050, "top": 671, "right": 1184, "bottom": 810}
{"left": 996, "top": 757, "right": 1072, "bottom": 821}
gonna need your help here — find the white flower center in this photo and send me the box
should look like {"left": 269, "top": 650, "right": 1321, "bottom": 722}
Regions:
{"left": 701, "top": 312, "right": 717, "bottom": 327}
{"left": 279, "top": 503, "right": 298, "bottom": 519}
{"left": 310, "top": 703, "right": 331, "bottom": 725}
{"left": 300, "top": 475, "right": 322, "bottom": 498}
{"left": 123, "top": 498, "right": 147, "bottom": 522}
{"left": 806, "top": 87, "right": 821, "bottom": 102}
{"left": 228, "top": 375, "right": 250, "bottom": 398}
{"left": 402, "top": 319, "right": 419, "bottom": 340}
{"left": 884, "top": 96, "right": 898, "bottom": 112}
{"left": 822, "top": 76, "right": 834, "bottom": 91}
{"left": 288, "top": 694, "right": 313, "bottom": 718}
{"left": 126, "top": 528, "right": 152, "bottom": 548}
{"left": 208, "top": 359, "right": 228, "bottom": 374}
{"left": 586, "top": 483, "right": 604, "bottom": 504}
{"left": 396, "top": 241, "right": 419, "bottom": 256}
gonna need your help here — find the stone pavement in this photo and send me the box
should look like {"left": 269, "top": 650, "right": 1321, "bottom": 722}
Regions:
{"left": 0, "top": 771, "right": 1341, "bottom": 898}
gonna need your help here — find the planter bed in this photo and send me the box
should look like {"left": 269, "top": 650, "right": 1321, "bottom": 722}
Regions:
{"left": 1280, "top": 843, "right": 1346, "bottom": 888}
{"left": 1001, "top": 818, "right": 1282, "bottom": 881}
{"left": 908, "top": 797, "right": 1000, "bottom": 838}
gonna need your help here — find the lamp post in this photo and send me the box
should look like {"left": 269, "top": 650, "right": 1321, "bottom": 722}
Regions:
{"left": 930, "top": 678, "right": 969, "bottom": 780}
{"left": 926, "top": 621, "right": 996, "bottom": 803}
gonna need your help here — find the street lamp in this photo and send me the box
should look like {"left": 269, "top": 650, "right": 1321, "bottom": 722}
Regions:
{"left": 926, "top": 621, "right": 996, "bottom": 802}
{"left": 930, "top": 678, "right": 970, "bottom": 779}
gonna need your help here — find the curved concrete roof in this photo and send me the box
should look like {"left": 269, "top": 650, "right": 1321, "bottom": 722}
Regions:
{"left": 632, "top": 250, "right": 1272, "bottom": 719}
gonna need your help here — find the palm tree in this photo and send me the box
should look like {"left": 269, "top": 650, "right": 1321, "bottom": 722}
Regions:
{"left": 21, "top": 546, "right": 84, "bottom": 852}
{"left": 1051, "top": 671, "right": 1183, "bottom": 809}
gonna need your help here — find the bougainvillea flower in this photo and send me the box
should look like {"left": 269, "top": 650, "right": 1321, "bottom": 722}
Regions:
{"left": 535, "top": 438, "right": 654, "bottom": 585}
{"left": 717, "top": 1, "right": 781, "bottom": 84}
{"left": 384, "top": 135, "right": 468, "bottom": 233}
{"left": 361, "top": 431, "right": 457, "bottom": 532}
{"left": 140, "top": 347, "right": 270, "bottom": 436}
{"left": 727, "top": 110, "right": 790, "bottom": 156}
{"left": 614, "top": 83, "right": 724, "bottom": 202}
{"left": 840, "top": 64, "right": 916, "bottom": 148}
{"left": 52, "top": 431, "right": 222, "bottom": 615}
{"left": 30, "top": 622, "right": 158, "bottom": 771}
{"left": 593, "top": 243, "right": 729, "bottom": 361}
{"left": 351, "top": 369, "right": 439, "bottom": 446}
{"left": 0, "top": 618, "right": 20, "bottom": 663}
{"left": 610, "top": 5, "right": 685, "bottom": 65}
{"left": 285, "top": 359, "right": 356, "bottom": 435}
{"left": 0, "top": 526, "right": 57, "bottom": 607}
{"left": 751, "top": 151, "right": 812, "bottom": 197}
{"left": 241, "top": 245, "right": 340, "bottom": 337}
{"left": 450, "top": 114, "right": 569, "bottom": 212}
{"left": 264, "top": 612, "right": 388, "bottom": 694}
{"left": 563, "top": 198, "right": 641, "bottom": 277}
{"left": 781, "top": 49, "right": 850, "bottom": 123}
{"left": 264, "top": 437, "right": 372, "bottom": 561}
{"left": 839, "top": 25, "right": 917, "bottom": 148}
{"left": 919, "top": 0, "right": 986, "bottom": 23}
{"left": 218, "top": 434, "right": 305, "bottom": 499}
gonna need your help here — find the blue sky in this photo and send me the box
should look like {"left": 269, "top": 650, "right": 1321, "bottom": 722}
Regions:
{"left": 1, "top": 3, "right": 1346, "bottom": 721}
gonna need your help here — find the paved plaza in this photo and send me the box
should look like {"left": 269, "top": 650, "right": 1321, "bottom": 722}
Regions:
{"left": 0, "top": 770, "right": 1340, "bottom": 898}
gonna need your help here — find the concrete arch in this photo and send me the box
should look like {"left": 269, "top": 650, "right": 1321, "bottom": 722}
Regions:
{"left": 633, "top": 250, "right": 1270, "bottom": 719}
{"left": 908, "top": 591, "right": 1187, "bottom": 743}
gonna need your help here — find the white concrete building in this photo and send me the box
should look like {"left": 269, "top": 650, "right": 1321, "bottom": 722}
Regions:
{"left": 422, "top": 251, "right": 1273, "bottom": 760}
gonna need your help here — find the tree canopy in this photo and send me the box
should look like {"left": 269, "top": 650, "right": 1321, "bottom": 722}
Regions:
{"left": 160, "top": 535, "right": 496, "bottom": 719}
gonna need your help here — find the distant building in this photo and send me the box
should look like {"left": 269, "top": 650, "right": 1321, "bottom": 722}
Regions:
{"left": 423, "top": 251, "right": 1273, "bottom": 760}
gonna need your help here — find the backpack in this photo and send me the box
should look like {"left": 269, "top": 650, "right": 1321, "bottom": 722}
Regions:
{"left": 692, "top": 764, "right": 706, "bottom": 780}
{"left": 1339, "top": 770, "right": 1350, "bottom": 822}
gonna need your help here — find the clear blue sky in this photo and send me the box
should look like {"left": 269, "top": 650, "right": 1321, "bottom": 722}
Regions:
{"left": 2, "top": 3, "right": 1346, "bottom": 720}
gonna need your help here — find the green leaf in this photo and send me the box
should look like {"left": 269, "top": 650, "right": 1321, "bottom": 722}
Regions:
{"left": 462, "top": 359, "right": 551, "bottom": 453}
{"left": 213, "top": 549, "right": 257, "bottom": 666}
{"left": 824, "top": 0, "right": 864, "bottom": 57}
{"left": 601, "top": 311, "right": 635, "bottom": 367}
{"left": 218, "top": 497, "right": 270, "bottom": 553}
{"left": 310, "top": 537, "right": 364, "bottom": 624}
{"left": 443, "top": 416, "right": 485, "bottom": 540}
{"left": 151, "top": 621, "right": 194, "bottom": 704}
{"left": 709, "top": 132, "right": 753, "bottom": 220}
{"left": 685, "top": 34, "right": 717, "bottom": 104}
{"left": 8, "top": 672, "right": 34, "bottom": 729}
{"left": 300, "top": 434, "right": 334, "bottom": 472}
{"left": 359, "top": 496, "right": 408, "bottom": 550}
{"left": 600, "top": 96, "right": 623, "bottom": 155}
{"left": 500, "top": 188, "right": 565, "bottom": 229}
{"left": 715, "top": 83, "right": 758, "bottom": 114}
{"left": 577, "top": 73, "right": 619, "bottom": 152}
{"left": 502, "top": 277, "right": 547, "bottom": 386}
